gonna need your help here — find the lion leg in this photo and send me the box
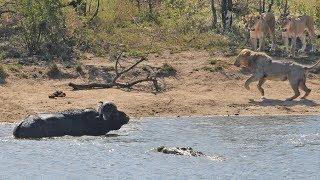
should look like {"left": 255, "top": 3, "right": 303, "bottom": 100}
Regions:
{"left": 282, "top": 31, "right": 290, "bottom": 52}
{"left": 245, "top": 75, "right": 262, "bottom": 91}
{"left": 270, "top": 30, "right": 276, "bottom": 51}
{"left": 307, "top": 22, "right": 316, "bottom": 52}
{"left": 299, "top": 80, "right": 311, "bottom": 99}
{"left": 286, "top": 78, "right": 300, "bottom": 101}
{"left": 290, "top": 36, "right": 297, "bottom": 57}
{"left": 309, "top": 33, "right": 316, "bottom": 52}
{"left": 298, "top": 35, "right": 306, "bottom": 53}
{"left": 251, "top": 38, "right": 257, "bottom": 50}
{"left": 257, "top": 78, "right": 267, "bottom": 99}
{"left": 283, "top": 37, "right": 289, "bottom": 52}
{"left": 257, "top": 36, "right": 265, "bottom": 51}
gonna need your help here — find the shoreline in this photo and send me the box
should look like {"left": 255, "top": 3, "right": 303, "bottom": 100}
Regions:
{"left": 3, "top": 114, "right": 320, "bottom": 124}
{"left": 1, "top": 50, "right": 320, "bottom": 123}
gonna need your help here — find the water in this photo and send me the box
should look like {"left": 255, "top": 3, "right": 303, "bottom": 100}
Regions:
{"left": 1, "top": 116, "right": 320, "bottom": 179}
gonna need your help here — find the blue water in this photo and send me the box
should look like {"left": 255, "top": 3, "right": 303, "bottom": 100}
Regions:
{"left": 1, "top": 115, "right": 320, "bottom": 179}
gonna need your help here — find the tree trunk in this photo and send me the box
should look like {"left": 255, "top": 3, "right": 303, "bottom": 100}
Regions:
{"left": 148, "top": 0, "right": 153, "bottom": 16}
{"left": 267, "top": 0, "right": 274, "bottom": 12}
{"left": 259, "top": 0, "right": 265, "bottom": 13}
{"left": 227, "top": 0, "right": 233, "bottom": 28}
{"left": 211, "top": 0, "right": 217, "bottom": 29}
{"left": 283, "top": 0, "right": 289, "bottom": 16}
{"left": 221, "top": 0, "right": 233, "bottom": 30}
{"left": 135, "top": 0, "right": 141, "bottom": 10}
{"left": 221, "top": 0, "right": 227, "bottom": 29}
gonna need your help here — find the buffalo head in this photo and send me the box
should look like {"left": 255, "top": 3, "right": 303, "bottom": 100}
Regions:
{"left": 98, "top": 102, "right": 129, "bottom": 130}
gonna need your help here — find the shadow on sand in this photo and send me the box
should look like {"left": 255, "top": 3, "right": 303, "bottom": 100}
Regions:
{"left": 249, "top": 98, "right": 319, "bottom": 107}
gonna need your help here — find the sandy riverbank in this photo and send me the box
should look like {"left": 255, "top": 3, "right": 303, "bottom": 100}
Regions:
{"left": 1, "top": 50, "right": 320, "bottom": 122}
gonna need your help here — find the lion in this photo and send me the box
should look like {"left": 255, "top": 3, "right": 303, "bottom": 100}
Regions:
{"left": 280, "top": 15, "right": 316, "bottom": 56}
{"left": 244, "top": 12, "right": 276, "bottom": 52}
{"left": 234, "top": 49, "right": 320, "bottom": 101}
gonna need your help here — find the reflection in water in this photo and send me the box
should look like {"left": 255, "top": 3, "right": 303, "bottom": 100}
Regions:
{"left": 0, "top": 115, "right": 319, "bottom": 179}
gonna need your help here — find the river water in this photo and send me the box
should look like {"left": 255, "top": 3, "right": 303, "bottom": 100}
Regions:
{"left": 0, "top": 115, "right": 319, "bottom": 179}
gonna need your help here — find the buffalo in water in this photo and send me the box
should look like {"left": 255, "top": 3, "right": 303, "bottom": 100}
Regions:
{"left": 13, "top": 102, "right": 129, "bottom": 138}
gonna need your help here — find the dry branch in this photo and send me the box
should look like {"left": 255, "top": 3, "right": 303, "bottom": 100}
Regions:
{"left": 68, "top": 54, "right": 160, "bottom": 91}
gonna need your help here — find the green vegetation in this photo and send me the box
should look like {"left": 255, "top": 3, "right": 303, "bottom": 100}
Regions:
{"left": 209, "top": 59, "right": 217, "bottom": 65}
{"left": 6, "top": 63, "right": 23, "bottom": 73}
{"left": 158, "top": 63, "right": 177, "bottom": 77}
{"left": 16, "top": 0, "right": 72, "bottom": 60}
{"left": 0, "top": 0, "right": 318, "bottom": 63}
{"left": 202, "top": 65, "right": 223, "bottom": 72}
{"left": 75, "top": 63, "right": 83, "bottom": 74}
{"left": 47, "top": 63, "right": 61, "bottom": 78}
{"left": 0, "top": 65, "right": 7, "bottom": 78}
{"left": 104, "top": 65, "right": 115, "bottom": 72}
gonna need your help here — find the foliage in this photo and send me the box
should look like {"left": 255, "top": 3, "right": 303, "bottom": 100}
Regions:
{"left": 0, "top": 0, "right": 318, "bottom": 64}
{"left": 16, "top": 0, "right": 73, "bottom": 60}
{"left": 75, "top": 63, "right": 83, "bottom": 74}
{"left": 47, "top": 63, "right": 61, "bottom": 78}
{"left": 157, "top": 63, "right": 177, "bottom": 77}
{"left": 0, "top": 64, "right": 7, "bottom": 78}
{"left": 159, "top": 0, "right": 210, "bottom": 33}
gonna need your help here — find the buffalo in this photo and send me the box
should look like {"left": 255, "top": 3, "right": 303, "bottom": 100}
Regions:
{"left": 13, "top": 102, "right": 129, "bottom": 138}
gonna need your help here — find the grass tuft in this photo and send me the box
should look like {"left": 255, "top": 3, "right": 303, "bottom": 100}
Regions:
{"left": 47, "top": 63, "right": 61, "bottom": 78}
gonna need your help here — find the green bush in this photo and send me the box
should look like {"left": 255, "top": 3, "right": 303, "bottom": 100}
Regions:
{"left": 0, "top": 65, "right": 7, "bottom": 78}
{"left": 75, "top": 63, "right": 83, "bottom": 74}
{"left": 16, "top": 0, "right": 73, "bottom": 60}
{"left": 159, "top": 0, "right": 209, "bottom": 34}
{"left": 157, "top": 63, "right": 177, "bottom": 77}
{"left": 47, "top": 63, "right": 61, "bottom": 78}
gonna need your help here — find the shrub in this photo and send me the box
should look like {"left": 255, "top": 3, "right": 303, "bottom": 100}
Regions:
{"left": 202, "top": 65, "right": 223, "bottom": 72}
{"left": 209, "top": 59, "right": 217, "bottom": 65}
{"left": 157, "top": 63, "right": 177, "bottom": 77}
{"left": 16, "top": 0, "right": 73, "bottom": 60}
{"left": 47, "top": 63, "right": 61, "bottom": 78}
{"left": 0, "top": 65, "right": 7, "bottom": 78}
{"left": 75, "top": 63, "right": 84, "bottom": 74}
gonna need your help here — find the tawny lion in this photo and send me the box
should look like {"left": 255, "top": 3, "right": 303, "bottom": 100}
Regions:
{"left": 234, "top": 49, "right": 320, "bottom": 101}
{"left": 244, "top": 12, "right": 276, "bottom": 52}
{"left": 281, "top": 15, "right": 316, "bottom": 56}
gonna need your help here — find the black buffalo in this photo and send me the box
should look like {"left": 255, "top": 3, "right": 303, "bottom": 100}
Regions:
{"left": 13, "top": 102, "right": 129, "bottom": 138}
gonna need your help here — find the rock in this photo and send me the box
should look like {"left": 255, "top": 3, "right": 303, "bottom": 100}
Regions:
{"left": 13, "top": 102, "right": 129, "bottom": 138}
{"left": 155, "top": 146, "right": 206, "bottom": 157}
{"left": 49, "top": 90, "right": 66, "bottom": 99}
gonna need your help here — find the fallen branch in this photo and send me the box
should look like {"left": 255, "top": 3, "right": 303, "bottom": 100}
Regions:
{"left": 68, "top": 82, "right": 113, "bottom": 90}
{"left": 68, "top": 54, "right": 160, "bottom": 92}
{"left": 68, "top": 77, "right": 159, "bottom": 91}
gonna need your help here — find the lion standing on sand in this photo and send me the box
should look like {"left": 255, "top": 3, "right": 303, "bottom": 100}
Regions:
{"left": 244, "top": 12, "right": 276, "bottom": 52}
{"left": 281, "top": 15, "right": 316, "bottom": 56}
